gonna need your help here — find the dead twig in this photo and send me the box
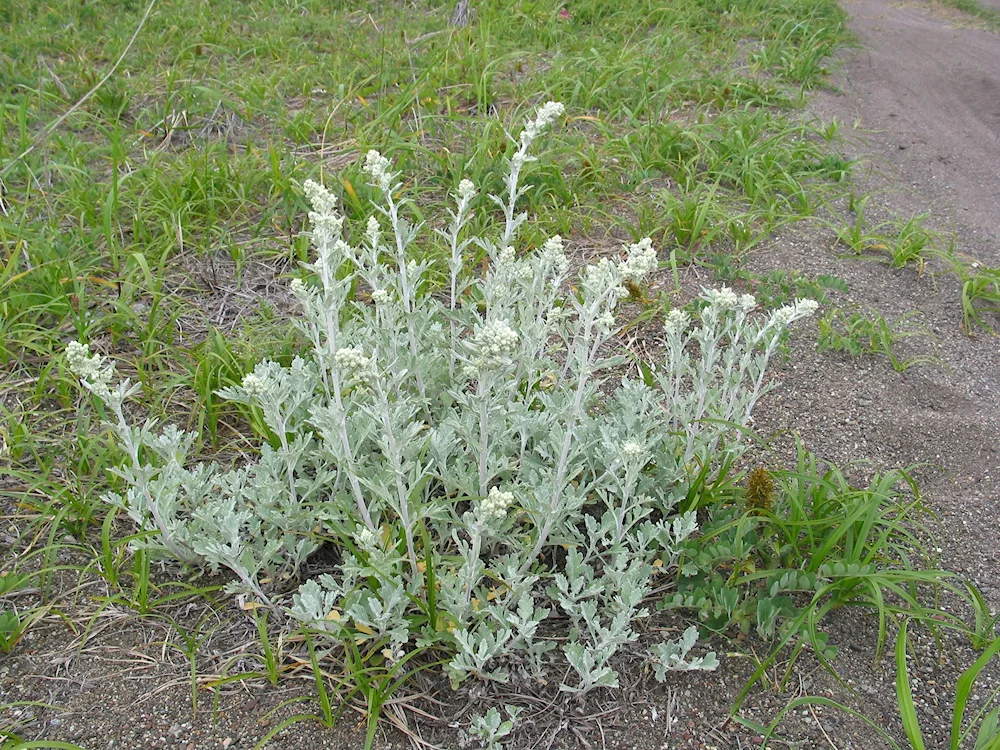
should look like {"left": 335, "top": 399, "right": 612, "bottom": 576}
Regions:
{"left": 450, "top": 0, "right": 471, "bottom": 27}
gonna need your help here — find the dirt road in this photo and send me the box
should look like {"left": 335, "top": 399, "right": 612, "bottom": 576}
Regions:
{"left": 819, "top": 0, "right": 1000, "bottom": 258}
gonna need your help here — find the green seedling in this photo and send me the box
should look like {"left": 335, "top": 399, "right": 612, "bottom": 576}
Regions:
{"left": 818, "top": 307, "right": 937, "bottom": 372}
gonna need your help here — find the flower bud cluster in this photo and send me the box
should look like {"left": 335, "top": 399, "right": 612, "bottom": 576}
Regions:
{"left": 539, "top": 235, "right": 570, "bottom": 276}
{"left": 289, "top": 277, "right": 308, "bottom": 301}
{"left": 596, "top": 311, "right": 616, "bottom": 330}
{"left": 520, "top": 101, "right": 565, "bottom": 148}
{"left": 772, "top": 298, "right": 819, "bottom": 326}
{"left": 621, "top": 441, "right": 648, "bottom": 461}
{"left": 303, "top": 179, "right": 345, "bottom": 248}
{"left": 458, "top": 179, "right": 476, "bottom": 203}
{"left": 473, "top": 320, "right": 520, "bottom": 359}
{"left": 703, "top": 286, "right": 755, "bottom": 312}
{"left": 497, "top": 246, "right": 516, "bottom": 266}
{"left": 334, "top": 346, "right": 371, "bottom": 374}
{"left": 364, "top": 150, "right": 393, "bottom": 192}
{"left": 480, "top": 486, "right": 515, "bottom": 521}
{"left": 241, "top": 372, "right": 270, "bottom": 399}
{"left": 663, "top": 309, "right": 691, "bottom": 337}
{"left": 582, "top": 258, "right": 625, "bottom": 299}
{"left": 366, "top": 216, "right": 381, "bottom": 248}
{"left": 66, "top": 342, "right": 116, "bottom": 402}
{"left": 620, "top": 238, "right": 658, "bottom": 282}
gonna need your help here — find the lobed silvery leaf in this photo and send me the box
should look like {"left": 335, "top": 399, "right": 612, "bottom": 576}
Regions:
{"left": 649, "top": 626, "right": 720, "bottom": 682}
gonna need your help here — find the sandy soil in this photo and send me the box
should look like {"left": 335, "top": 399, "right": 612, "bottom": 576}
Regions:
{"left": 3, "top": 1, "right": 1000, "bottom": 749}
{"left": 759, "top": 0, "right": 1000, "bottom": 603}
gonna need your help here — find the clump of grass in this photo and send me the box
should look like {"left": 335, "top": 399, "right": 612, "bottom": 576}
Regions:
{"left": 835, "top": 209, "right": 942, "bottom": 274}
{"left": 817, "top": 307, "right": 937, "bottom": 372}
{"left": 741, "top": 622, "right": 1000, "bottom": 750}
{"left": 955, "top": 262, "right": 1000, "bottom": 335}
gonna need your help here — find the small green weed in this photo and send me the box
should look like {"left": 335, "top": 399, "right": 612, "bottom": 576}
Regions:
{"left": 836, "top": 210, "right": 941, "bottom": 274}
{"left": 817, "top": 307, "right": 937, "bottom": 372}
{"left": 668, "top": 441, "right": 970, "bottom": 704}
{"left": 0, "top": 572, "right": 43, "bottom": 654}
{"left": 740, "top": 622, "right": 1000, "bottom": 750}
{"left": 956, "top": 262, "right": 1000, "bottom": 335}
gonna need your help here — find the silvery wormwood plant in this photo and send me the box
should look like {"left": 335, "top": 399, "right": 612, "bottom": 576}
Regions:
{"left": 66, "top": 101, "right": 817, "bottom": 694}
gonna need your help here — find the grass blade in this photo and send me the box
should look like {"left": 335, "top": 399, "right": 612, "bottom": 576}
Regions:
{"left": 896, "top": 620, "right": 926, "bottom": 750}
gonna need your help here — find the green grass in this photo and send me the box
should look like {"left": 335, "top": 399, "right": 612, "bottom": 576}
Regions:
{"left": 739, "top": 622, "right": 1000, "bottom": 750}
{"left": 1, "top": 0, "right": 852, "bottom": 536}
{"left": 938, "top": 0, "right": 1000, "bottom": 30}
{"left": 817, "top": 306, "right": 937, "bottom": 372}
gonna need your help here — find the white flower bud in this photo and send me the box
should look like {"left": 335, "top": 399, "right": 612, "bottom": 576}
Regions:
{"left": 473, "top": 320, "right": 520, "bottom": 359}
{"left": 540, "top": 235, "right": 570, "bottom": 276}
{"left": 289, "top": 278, "right": 309, "bottom": 301}
{"left": 334, "top": 347, "right": 370, "bottom": 373}
{"left": 498, "top": 246, "right": 516, "bottom": 266}
{"left": 303, "top": 180, "right": 344, "bottom": 244}
{"left": 703, "top": 286, "right": 740, "bottom": 310}
{"left": 241, "top": 373, "right": 269, "bottom": 399}
{"left": 664, "top": 308, "right": 691, "bottom": 337}
{"left": 66, "top": 341, "right": 116, "bottom": 401}
{"left": 366, "top": 216, "right": 381, "bottom": 248}
{"left": 622, "top": 441, "right": 647, "bottom": 461}
{"left": 520, "top": 101, "right": 565, "bottom": 147}
{"left": 303, "top": 179, "right": 338, "bottom": 216}
{"left": 621, "top": 237, "right": 658, "bottom": 282}
{"left": 772, "top": 298, "right": 819, "bottom": 327}
{"left": 363, "top": 150, "right": 393, "bottom": 192}
{"left": 458, "top": 179, "right": 476, "bottom": 203}
{"left": 480, "top": 486, "right": 515, "bottom": 521}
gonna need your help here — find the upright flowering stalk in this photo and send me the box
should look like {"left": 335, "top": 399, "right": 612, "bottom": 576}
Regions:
{"left": 658, "top": 287, "right": 818, "bottom": 469}
{"left": 368, "top": 365, "right": 422, "bottom": 574}
{"left": 519, "top": 238, "right": 659, "bottom": 575}
{"left": 493, "top": 101, "right": 565, "bottom": 251}
{"left": 363, "top": 150, "right": 427, "bottom": 402}
{"left": 456, "top": 486, "right": 515, "bottom": 624}
{"left": 437, "top": 178, "right": 477, "bottom": 379}
{"left": 299, "top": 179, "right": 376, "bottom": 531}
{"left": 467, "top": 318, "right": 521, "bottom": 497}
